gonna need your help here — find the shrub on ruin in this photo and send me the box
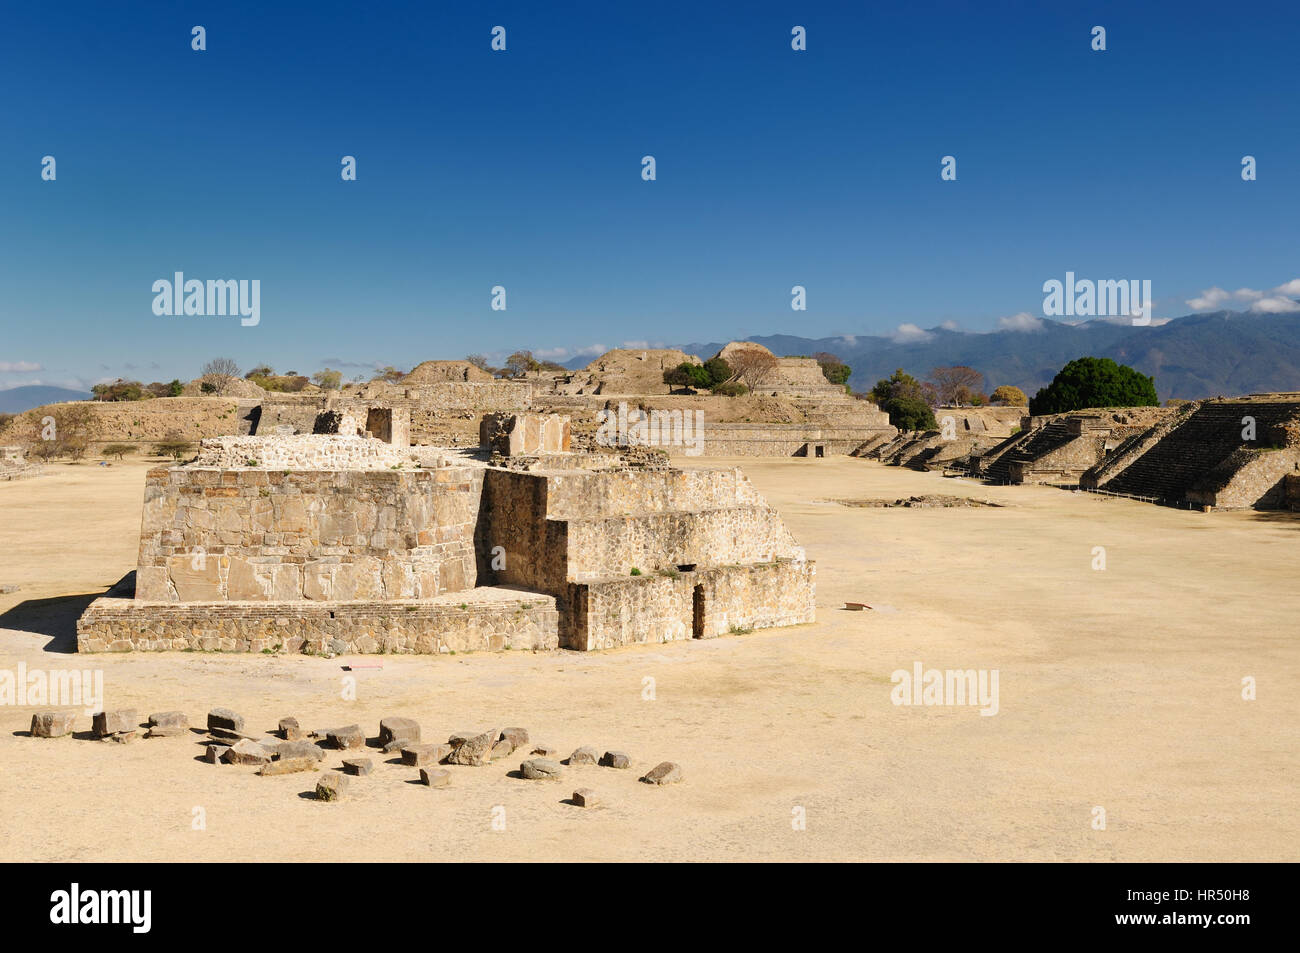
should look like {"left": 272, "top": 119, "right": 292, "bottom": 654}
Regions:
{"left": 664, "top": 362, "right": 710, "bottom": 391}
{"left": 710, "top": 381, "right": 749, "bottom": 397}
{"left": 92, "top": 379, "right": 145, "bottom": 401}
{"left": 144, "top": 380, "right": 184, "bottom": 398}
{"left": 990, "top": 385, "right": 1028, "bottom": 406}
{"left": 312, "top": 369, "right": 343, "bottom": 391}
{"left": 1029, "top": 357, "right": 1158, "bottom": 414}
{"left": 813, "top": 352, "right": 851, "bottom": 387}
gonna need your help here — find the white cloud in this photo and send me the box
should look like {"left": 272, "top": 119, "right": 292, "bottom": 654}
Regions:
{"left": 575, "top": 343, "right": 608, "bottom": 356}
{"left": 533, "top": 347, "right": 571, "bottom": 361}
{"left": 939, "top": 320, "right": 960, "bottom": 331}
{"left": 1187, "top": 279, "right": 1300, "bottom": 312}
{"left": 839, "top": 334, "right": 857, "bottom": 346}
{"left": 997, "top": 312, "right": 1044, "bottom": 332}
{"left": 890, "top": 323, "right": 933, "bottom": 343}
{"left": 0, "top": 361, "right": 42, "bottom": 372}
{"left": 1249, "top": 296, "right": 1300, "bottom": 314}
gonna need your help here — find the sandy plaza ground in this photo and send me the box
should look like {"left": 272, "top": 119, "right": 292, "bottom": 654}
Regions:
{"left": 1, "top": 455, "right": 1296, "bottom": 862}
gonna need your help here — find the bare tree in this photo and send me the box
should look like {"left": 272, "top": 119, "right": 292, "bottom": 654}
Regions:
{"left": 928, "top": 366, "right": 985, "bottom": 405}
{"left": 200, "top": 357, "right": 241, "bottom": 395}
{"left": 728, "top": 349, "right": 778, "bottom": 392}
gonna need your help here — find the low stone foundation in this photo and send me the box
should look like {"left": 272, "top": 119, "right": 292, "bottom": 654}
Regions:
{"left": 565, "top": 558, "right": 815, "bottom": 650}
{"left": 77, "top": 581, "right": 559, "bottom": 654}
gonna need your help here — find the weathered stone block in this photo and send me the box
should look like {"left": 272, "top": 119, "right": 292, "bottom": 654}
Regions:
{"left": 325, "top": 725, "right": 365, "bottom": 750}
{"left": 342, "top": 758, "right": 373, "bottom": 776}
{"left": 259, "top": 757, "right": 317, "bottom": 776}
{"left": 420, "top": 768, "right": 450, "bottom": 788}
{"left": 30, "top": 711, "right": 74, "bottom": 738}
{"left": 208, "top": 708, "right": 245, "bottom": 732}
{"left": 567, "top": 746, "right": 600, "bottom": 766}
{"left": 641, "top": 761, "right": 683, "bottom": 785}
{"left": 600, "top": 751, "right": 631, "bottom": 769}
{"left": 316, "top": 772, "right": 348, "bottom": 801}
{"left": 521, "top": 758, "right": 563, "bottom": 780}
{"left": 448, "top": 729, "right": 498, "bottom": 766}
{"left": 93, "top": 709, "right": 138, "bottom": 737}
{"left": 572, "top": 788, "right": 599, "bottom": 808}
{"left": 379, "top": 717, "right": 420, "bottom": 746}
{"left": 279, "top": 717, "right": 301, "bottom": 740}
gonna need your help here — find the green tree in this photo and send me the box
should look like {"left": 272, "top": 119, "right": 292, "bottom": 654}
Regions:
{"left": 1029, "top": 357, "right": 1158, "bottom": 415}
{"left": 813, "top": 352, "right": 851, "bottom": 387}
{"left": 312, "top": 368, "right": 343, "bottom": 391}
{"left": 702, "top": 357, "right": 732, "bottom": 386}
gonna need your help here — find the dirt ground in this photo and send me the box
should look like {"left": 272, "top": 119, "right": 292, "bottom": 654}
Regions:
{"left": 1, "top": 455, "right": 1296, "bottom": 862}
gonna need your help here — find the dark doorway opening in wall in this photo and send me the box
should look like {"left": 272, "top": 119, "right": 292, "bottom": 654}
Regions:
{"left": 677, "top": 563, "right": 696, "bottom": 573}
{"left": 366, "top": 408, "right": 394, "bottom": 442}
{"left": 692, "top": 584, "right": 705, "bottom": 639}
{"left": 814, "top": 444, "right": 825, "bottom": 457}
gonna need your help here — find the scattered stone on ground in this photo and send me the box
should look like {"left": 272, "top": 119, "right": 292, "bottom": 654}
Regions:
{"left": 30, "top": 711, "right": 75, "bottom": 738}
{"left": 521, "top": 758, "right": 563, "bottom": 780}
{"left": 207, "top": 708, "right": 244, "bottom": 732}
{"left": 276, "top": 739, "right": 325, "bottom": 762}
{"left": 93, "top": 709, "right": 138, "bottom": 742}
{"left": 448, "top": 728, "right": 498, "bottom": 766}
{"left": 572, "top": 788, "right": 599, "bottom": 808}
{"left": 222, "top": 738, "right": 273, "bottom": 765}
{"left": 144, "top": 710, "right": 189, "bottom": 738}
{"left": 567, "top": 746, "right": 599, "bottom": 766}
{"left": 501, "top": 727, "right": 529, "bottom": 749}
{"left": 600, "top": 750, "right": 631, "bottom": 769}
{"left": 491, "top": 739, "right": 514, "bottom": 759}
{"left": 378, "top": 717, "right": 420, "bottom": 746}
{"left": 420, "top": 768, "right": 451, "bottom": 788}
{"left": 315, "top": 772, "right": 348, "bottom": 801}
{"left": 325, "top": 725, "right": 365, "bottom": 750}
{"left": 259, "top": 757, "right": 317, "bottom": 777}
{"left": 530, "top": 744, "right": 559, "bottom": 759}
{"left": 401, "top": 743, "right": 449, "bottom": 767}
{"left": 831, "top": 494, "right": 1002, "bottom": 509}
{"left": 342, "top": 758, "right": 373, "bottom": 776}
{"left": 205, "top": 743, "right": 230, "bottom": 764}
{"left": 278, "top": 717, "right": 301, "bottom": 740}
{"left": 641, "top": 761, "right": 683, "bottom": 785}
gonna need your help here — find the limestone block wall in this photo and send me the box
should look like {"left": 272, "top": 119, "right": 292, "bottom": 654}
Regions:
{"left": 194, "top": 435, "right": 419, "bottom": 469}
{"left": 78, "top": 590, "right": 558, "bottom": 654}
{"left": 1187, "top": 449, "right": 1300, "bottom": 509}
{"left": 563, "top": 507, "right": 800, "bottom": 579}
{"left": 480, "top": 413, "right": 571, "bottom": 455}
{"left": 134, "top": 466, "right": 482, "bottom": 602}
{"left": 541, "top": 467, "right": 765, "bottom": 518}
{"left": 564, "top": 559, "right": 815, "bottom": 650}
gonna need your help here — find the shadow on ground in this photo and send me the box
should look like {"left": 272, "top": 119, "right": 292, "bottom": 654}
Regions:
{"left": 0, "top": 592, "right": 100, "bottom": 653}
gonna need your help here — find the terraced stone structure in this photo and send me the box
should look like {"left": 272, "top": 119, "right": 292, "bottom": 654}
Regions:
{"left": 1081, "top": 394, "right": 1300, "bottom": 509}
{"left": 77, "top": 429, "right": 814, "bottom": 652}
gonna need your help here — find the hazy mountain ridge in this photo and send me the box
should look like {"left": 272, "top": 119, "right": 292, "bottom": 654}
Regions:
{"left": 0, "top": 385, "right": 92, "bottom": 414}
{"left": 656, "top": 311, "right": 1300, "bottom": 401}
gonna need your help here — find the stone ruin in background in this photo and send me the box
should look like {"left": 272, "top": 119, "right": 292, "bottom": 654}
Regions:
{"left": 77, "top": 410, "right": 815, "bottom": 654}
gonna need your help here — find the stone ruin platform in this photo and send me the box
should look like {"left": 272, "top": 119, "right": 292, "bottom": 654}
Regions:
{"left": 78, "top": 576, "right": 558, "bottom": 654}
{"left": 75, "top": 430, "right": 815, "bottom": 653}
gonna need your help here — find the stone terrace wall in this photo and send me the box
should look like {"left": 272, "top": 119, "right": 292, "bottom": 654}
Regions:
{"left": 541, "top": 467, "right": 765, "bottom": 518}
{"left": 135, "top": 466, "right": 483, "bottom": 601}
{"left": 195, "top": 435, "right": 420, "bottom": 469}
{"left": 564, "top": 508, "right": 800, "bottom": 579}
{"left": 1186, "top": 448, "right": 1300, "bottom": 509}
{"left": 79, "top": 588, "right": 558, "bottom": 654}
{"left": 564, "top": 559, "right": 815, "bottom": 650}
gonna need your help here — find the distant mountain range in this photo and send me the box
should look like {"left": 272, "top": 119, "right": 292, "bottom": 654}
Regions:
{"left": 0, "top": 385, "right": 91, "bottom": 414}
{"left": 563, "top": 310, "right": 1300, "bottom": 401}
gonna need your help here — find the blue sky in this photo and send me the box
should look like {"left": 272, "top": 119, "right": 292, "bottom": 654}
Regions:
{"left": 2, "top": 0, "right": 1299, "bottom": 390}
